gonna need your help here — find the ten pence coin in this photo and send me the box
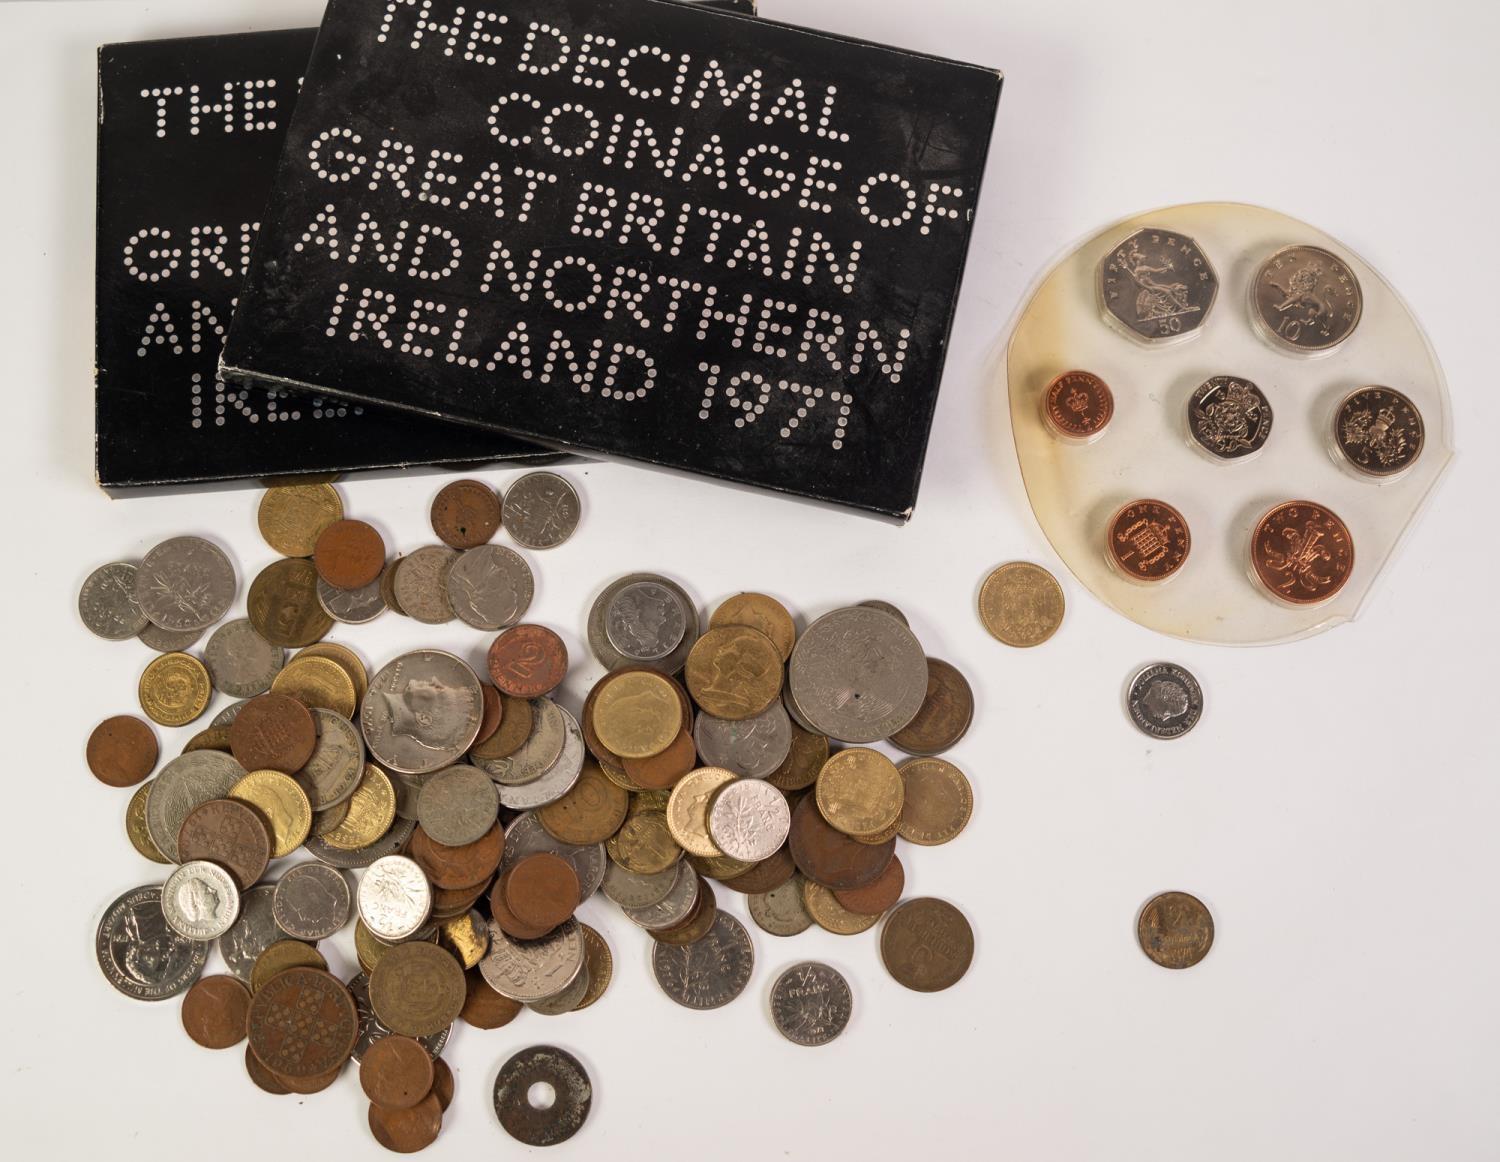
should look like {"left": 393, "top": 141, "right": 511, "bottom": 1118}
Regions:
{"left": 880, "top": 897, "right": 974, "bottom": 992}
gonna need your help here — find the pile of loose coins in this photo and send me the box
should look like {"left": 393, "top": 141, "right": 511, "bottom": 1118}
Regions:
{"left": 84, "top": 469, "right": 977, "bottom": 1151}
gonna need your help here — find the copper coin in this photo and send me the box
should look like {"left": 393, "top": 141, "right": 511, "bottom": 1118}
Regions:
{"left": 622, "top": 727, "right": 697, "bottom": 790}
{"left": 833, "top": 854, "right": 905, "bottom": 916}
{"left": 229, "top": 693, "right": 317, "bottom": 773}
{"left": 246, "top": 966, "right": 358, "bottom": 1077}
{"left": 86, "top": 715, "right": 158, "bottom": 787}
{"left": 460, "top": 969, "right": 523, "bottom": 1029}
{"left": 313, "top": 519, "right": 386, "bottom": 590}
{"left": 788, "top": 794, "right": 895, "bottom": 891}
{"left": 361, "top": 1035, "right": 435, "bottom": 1110}
{"left": 176, "top": 798, "right": 271, "bottom": 890}
{"left": 181, "top": 974, "right": 252, "bottom": 1049}
{"left": 1333, "top": 386, "right": 1424, "bottom": 477}
{"left": 430, "top": 1057, "right": 455, "bottom": 1112}
{"left": 368, "top": 1093, "right": 443, "bottom": 1153}
{"left": 279, "top": 1062, "right": 345, "bottom": 1095}
{"left": 537, "top": 760, "right": 630, "bottom": 845}
{"left": 1250, "top": 500, "right": 1355, "bottom": 605}
{"left": 880, "top": 897, "right": 974, "bottom": 992}
{"left": 1043, "top": 369, "right": 1114, "bottom": 439}
{"left": 244, "top": 1044, "right": 289, "bottom": 1095}
{"left": 487, "top": 624, "right": 568, "bottom": 697}
{"left": 471, "top": 693, "right": 532, "bottom": 761}
{"left": 889, "top": 658, "right": 974, "bottom": 757}
{"left": 431, "top": 478, "right": 502, "bottom": 549}
{"left": 505, "top": 852, "right": 580, "bottom": 932}
{"left": 488, "top": 869, "right": 554, "bottom": 940}
{"left": 1137, "top": 890, "right": 1214, "bottom": 969}
{"left": 475, "top": 684, "right": 503, "bottom": 745}
{"left": 720, "top": 844, "right": 797, "bottom": 894}
{"left": 409, "top": 822, "right": 504, "bottom": 890}
{"left": 1107, "top": 499, "right": 1191, "bottom": 582}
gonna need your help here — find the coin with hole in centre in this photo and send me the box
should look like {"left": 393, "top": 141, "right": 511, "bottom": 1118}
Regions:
{"left": 493, "top": 1044, "right": 592, "bottom": 1146}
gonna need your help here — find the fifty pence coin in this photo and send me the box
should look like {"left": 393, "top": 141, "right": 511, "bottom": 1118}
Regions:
{"left": 1253, "top": 244, "right": 1362, "bottom": 352}
{"left": 161, "top": 860, "right": 241, "bottom": 940}
{"left": 362, "top": 650, "right": 484, "bottom": 775}
{"left": 1126, "top": 663, "right": 1203, "bottom": 740}
{"left": 770, "top": 961, "right": 853, "bottom": 1046}
{"left": 788, "top": 607, "right": 927, "bottom": 743}
{"left": 503, "top": 471, "right": 581, "bottom": 549}
{"left": 79, "top": 561, "right": 149, "bottom": 640}
{"left": 1188, "top": 376, "right": 1273, "bottom": 461}
{"left": 136, "top": 535, "right": 236, "bottom": 632}
{"left": 1333, "top": 386, "right": 1424, "bottom": 477}
{"left": 95, "top": 885, "right": 208, "bottom": 1001}
{"left": 1100, "top": 227, "right": 1217, "bottom": 342}
{"left": 493, "top": 1045, "right": 592, "bottom": 1146}
{"left": 446, "top": 544, "right": 534, "bottom": 630}
{"left": 272, "top": 862, "right": 353, "bottom": 940}
{"left": 358, "top": 855, "right": 433, "bottom": 941}
{"left": 203, "top": 618, "right": 285, "bottom": 697}
{"left": 652, "top": 910, "right": 753, "bottom": 1009}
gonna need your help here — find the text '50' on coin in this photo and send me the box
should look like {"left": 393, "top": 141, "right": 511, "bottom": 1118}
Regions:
{"left": 1099, "top": 227, "right": 1217, "bottom": 343}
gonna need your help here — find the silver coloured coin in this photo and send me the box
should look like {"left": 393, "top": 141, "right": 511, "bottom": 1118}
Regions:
{"left": 1100, "top": 227, "right": 1218, "bottom": 343}
{"left": 502, "top": 471, "right": 580, "bottom": 549}
{"left": 358, "top": 854, "right": 432, "bottom": 940}
{"left": 501, "top": 811, "right": 606, "bottom": 901}
{"left": 788, "top": 606, "right": 928, "bottom": 743}
{"left": 602, "top": 859, "right": 680, "bottom": 910}
{"left": 136, "top": 535, "right": 236, "bottom": 632}
{"left": 296, "top": 708, "right": 366, "bottom": 810}
{"left": 446, "top": 544, "right": 534, "bottom": 631}
{"left": 782, "top": 682, "right": 820, "bottom": 735}
{"left": 305, "top": 816, "right": 416, "bottom": 869}
{"left": 417, "top": 763, "right": 500, "bottom": 846}
{"left": 203, "top": 617, "right": 284, "bottom": 698}
{"left": 605, "top": 580, "right": 688, "bottom": 661}
{"left": 1188, "top": 376, "right": 1273, "bottom": 461}
{"left": 748, "top": 876, "right": 814, "bottom": 937}
{"left": 651, "top": 911, "right": 754, "bottom": 1009}
{"left": 498, "top": 706, "right": 585, "bottom": 810}
{"left": 219, "top": 884, "right": 282, "bottom": 983}
{"left": 694, "top": 702, "right": 792, "bottom": 779}
{"left": 1126, "top": 662, "right": 1204, "bottom": 740}
{"left": 708, "top": 779, "right": 791, "bottom": 862}
{"left": 146, "top": 749, "right": 246, "bottom": 863}
{"left": 474, "top": 697, "right": 565, "bottom": 786}
{"left": 622, "top": 864, "right": 700, "bottom": 931}
{"left": 317, "top": 573, "right": 387, "bottom": 625}
{"left": 389, "top": 769, "right": 424, "bottom": 821}
{"left": 211, "top": 699, "right": 250, "bottom": 727}
{"left": 361, "top": 649, "right": 483, "bottom": 775}
{"left": 527, "top": 960, "right": 591, "bottom": 1015}
{"left": 857, "top": 599, "right": 909, "bottom": 627}
{"left": 770, "top": 961, "right": 853, "bottom": 1046}
{"left": 272, "top": 861, "right": 352, "bottom": 940}
{"left": 392, "top": 545, "right": 459, "bottom": 624}
{"left": 348, "top": 972, "right": 450, "bottom": 1063}
{"left": 161, "top": 860, "right": 241, "bottom": 940}
{"left": 137, "top": 623, "right": 204, "bottom": 653}
{"left": 95, "top": 884, "right": 207, "bottom": 1001}
{"left": 480, "top": 916, "right": 585, "bottom": 1002}
{"left": 1252, "top": 243, "right": 1362, "bottom": 352}
{"left": 492, "top": 1045, "right": 592, "bottom": 1147}
{"left": 587, "top": 572, "right": 699, "bottom": 675}
{"left": 79, "top": 561, "right": 149, "bottom": 640}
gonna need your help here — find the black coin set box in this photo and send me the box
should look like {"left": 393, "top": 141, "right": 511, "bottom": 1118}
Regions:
{"left": 103, "top": 0, "right": 1002, "bottom": 517}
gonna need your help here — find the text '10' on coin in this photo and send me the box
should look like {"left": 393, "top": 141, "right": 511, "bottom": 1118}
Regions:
{"left": 1252, "top": 244, "right": 1361, "bottom": 352}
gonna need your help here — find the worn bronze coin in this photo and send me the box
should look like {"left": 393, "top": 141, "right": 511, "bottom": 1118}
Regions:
{"left": 1107, "top": 500, "right": 1191, "bottom": 583}
{"left": 816, "top": 747, "right": 905, "bottom": 838}
{"left": 248, "top": 558, "right": 333, "bottom": 647}
{"left": 889, "top": 658, "right": 973, "bottom": 757}
{"left": 487, "top": 624, "right": 568, "bottom": 698}
{"left": 537, "top": 761, "right": 629, "bottom": 845}
{"left": 573, "top": 924, "right": 614, "bottom": 1011}
{"left": 978, "top": 562, "right": 1065, "bottom": 648}
{"left": 430, "top": 1057, "right": 455, "bottom": 1112}
{"left": 183, "top": 726, "right": 232, "bottom": 753}
{"left": 721, "top": 844, "right": 797, "bottom": 894}
{"left": 471, "top": 693, "right": 533, "bottom": 761}
{"left": 369, "top": 942, "right": 465, "bottom": 1037}
{"left": 228, "top": 692, "right": 317, "bottom": 773}
{"left": 488, "top": 869, "right": 555, "bottom": 940}
{"left": 767, "top": 723, "right": 827, "bottom": 792}
{"left": 685, "top": 625, "right": 782, "bottom": 720}
{"left": 1137, "top": 890, "right": 1214, "bottom": 969}
{"left": 880, "top": 897, "right": 974, "bottom": 991}
{"left": 789, "top": 794, "right": 895, "bottom": 890}
{"left": 896, "top": 757, "right": 973, "bottom": 846}
{"left": 432, "top": 478, "right": 502, "bottom": 548}
{"left": 622, "top": 727, "right": 697, "bottom": 790}
{"left": 138, "top": 652, "right": 212, "bottom": 727}
{"left": 87, "top": 715, "right": 158, "bottom": 787}
{"left": 249, "top": 939, "right": 327, "bottom": 993}
{"left": 280, "top": 1062, "right": 345, "bottom": 1095}
{"left": 270, "top": 654, "right": 357, "bottom": 718}
{"left": 181, "top": 974, "right": 252, "bottom": 1049}
{"left": 1250, "top": 500, "right": 1355, "bottom": 605}
{"left": 461, "top": 968, "right": 523, "bottom": 1029}
{"left": 833, "top": 854, "right": 905, "bottom": 916}
{"left": 246, "top": 966, "right": 357, "bottom": 1076}
{"left": 314, "top": 519, "right": 386, "bottom": 590}
{"left": 1043, "top": 369, "right": 1114, "bottom": 440}
{"left": 360, "top": 1035, "right": 435, "bottom": 1110}
{"left": 176, "top": 798, "right": 271, "bottom": 890}
{"left": 709, "top": 592, "right": 796, "bottom": 661}
{"left": 505, "top": 853, "right": 580, "bottom": 932}
{"left": 368, "top": 1093, "right": 443, "bottom": 1153}
{"left": 258, "top": 483, "right": 343, "bottom": 557}
{"left": 409, "top": 821, "right": 504, "bottom": 890}
{"left": 230, "top": 769, "right": 313, "bottom": 858}
{"left": 245, "top": 1043, "right": 290, "bottom": 1094}
{"left": 475, "top": 684, "right": 503, "bottom": 745}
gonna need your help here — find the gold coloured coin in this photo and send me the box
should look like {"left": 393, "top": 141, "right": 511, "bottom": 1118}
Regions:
{"left": 258, "top": 483, "right": 343, "bottom": 557}
{"left": 125, "top": 782, "right": 170, "bottom": 864}
{"left": 709, "top": 592, "right": 796, "bottom": 661}
{"left": 356, "top": 919, "right": 392, "bottom": 974}
{"left": 688, "top": 852, "right": 756, "bottom": 881}
{"left": 665, "top": 767, "right": 738, "bottom": 858}
{"left": 229, "top": 769, "right": 313, "bottom": 858}
{"left": 183, "top": 726, "right": 232, "bottom": 753}
{"left": 802, "top": 879, "right": 882, "bottom": 935}
{"left": 270, "top": 655, "right": 357, "bottom": 718}
{"left": 312, "top": 799, "right": 350, "bottom": 838}
{"left": 592, "top": 671, "right": 682, "bottom": 759}
{"left": 293, "top": 641, "right": 369, "bottom": 706}
{"left": 815, "top": 747, "right": 905, "bottom": 838}
{"left": 606, "top": 811, "right": 683, "bottom": 874}
{"left": 437, "top": 911, "right": 491, "bottom": 969}
{"left": 248, "top": 558, "right": 333, "bottom": 648}
{"left": 137, "top": 652, "right": 212, "bottom": 727}
{"left": 573, "top": 924, "right": 613, "bottom": 1011}
{"left": 598, "top": 758, "right": 646, "bottom": 793}
{"left": 321, "top": 764, "right": 396, "bottom": 851}
{"left": 768, "top": 723, "right": 828, "bottom": 792}
{"left": 851, "top": 816, "right": 901, "bottom": 846}
{"left": 896, "top": 757, "right": 973, "bottom": 846}
{"left": 250, "top": 939, "right": 326, "bottom": 992}
{"left": 978, "top": 562, "right": 1065, "bottom": 647}
{"left": 684, "top": 625, "right": 783, "bottom": 721}
{"left": 628, "top": 789, "right": 672, "bottom": 817}
{"left": 537, "top": 760, "right": 630, "bottom": 845}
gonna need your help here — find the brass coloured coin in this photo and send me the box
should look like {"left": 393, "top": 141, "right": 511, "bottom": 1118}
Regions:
{"left": 815, "top": 747, "right": 905, "bottom": 838}
{"left": 257, "top": 483, "right": 343, "bottom": 557}
{"left": 1137, "top": 891, "right": 1214, "bottom": 969}
{"left": 138, "top": 652, "right": 212, "bottom": 727}
{"left": 978, "top": 562, "right": 1065, "bottom": 647}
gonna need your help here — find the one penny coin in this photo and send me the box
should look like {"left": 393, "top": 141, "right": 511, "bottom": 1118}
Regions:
{"left": 228, "top": 693, "right": 316, "bottom": 773}
{"left": 1250, "top": 500, "right": 1355, "bottom": 605}
{"left": 1138, "top": 890, "right": 1214, "bottom": 969}
{"left": 505, "top": 853, "right": 581, "bottom": 932}
{"left": 1107, "top": 499, "right": 1191, "bottom": 582}
{"left": 176, "top": 798, "right": 271, "bottom": 890}
{"left": 86, "top": 715, "right": 158, "bottom": 787}
{"left": 880, "top": 897, "right": 974, "bottom": 992}
{"left": 833, "top": 854, "right": 905, "bottom": 916}
{"left": 431, "top": 478, "right": 502, "bottom": 549}
{"left": 181, "top": 974, "right": 252, "bottom": 1049}
{"left": 368, "top": 1093, "right": 443, "bottom": 1153}
{"left": 1043, "top": 369, "right": 1114, "bottom": 440}
{"left": 487, "top": 624, "right": 568, "bottom": 698}
{"left": 314, "top": 519, "right": 386, "bottom": 590}
{"left": 360, "top": 1035, "right": 435, "bottom": 1111}
{"left": 461, "top": 970, "right": 523, "bottom": 1029}
{"left": 787, "top": 794, "right": 895, "bottom": 891}
{"left": 889, "top": 658, "right": 974, "bottom": 757}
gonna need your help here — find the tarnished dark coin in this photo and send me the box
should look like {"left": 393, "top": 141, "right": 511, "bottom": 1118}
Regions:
{"left": 313, "top": 519, "right": 386, "bottom": 591}
{"left": 244, "top": 1044, "right": 290, "bottom": 1095}
{"left": 408, "top": 821, "right": 504, "bottom": 890}
{"left": 431, "top": 478, "right": 502, "bottom": 548}
{"left": 1250, "top": 500, "right": 1355, "bottom": 605}
{"left": 1043, "top": 369, "right": 1114, "bottom": 440}
{"left": 1138, "top": 890, "right": 1214, "bottom": 969}
{"left": 888, "top": 658, "right": 973, "bottom": 757}
{"left": 461, "top": 968, "right": 524, "bottom": 1029}
{"left": 1107, "top": 499, "right": 1191, "bottom": 582}
{"left": 787, "top": 794, "right": 895, "bottom": 890}
{"left": 1100, "top": 227, "right": 1217, "bottom": 341}
{"left": 245, "top": 966, "right": 358, "bottom": 1077}
{"left": 87, "top": 715, "right": 158, "bottom": 787}
{"left": 1253, "top": 244, "right": 1361, "bottom": 351}
{"left": 748, "top": 875, "right": 814, "bottom": 936}
{"left": 897, "top": 758, "right": 973, "bottom": 846}
{"left": 247, "top": 557, "right": 333, "bottom": 647}
{"left": 447, "top": 544, "right": 534, "bottom": 631}
{"left": 492, "top": 1045, "right": 592, "bottom": 1146}
{"left": 651, "top": 911, "right": 754, "bottom": 1009}
{"left": 1126, "top": 663, "right": 1203, "bottom": 740}
{"left": 1333, "top": 386, "right": 1424, "bottom": 477}
{"left": 488, "top": 624, "right": 568, "bottom": 698}
{"left": 770, "top": 961, "right": 853, "bottom": 1046}
{"left": 502, "top": 471, "right": 581, "bottom": 550}
{"left": 228, "top": 693, "right": 317, "bottom": 774}
{"left": 834, "top": 853, "right": 905, "bottom": 916}
{"left": 360, "top": 1034, "right": 435, "bottom": 1110}
{"left": 180, "top": 974, "right": 252, "bottom": 1049}
{"left": 176, "top": 798, "right": 271, "bottom": 890}
{"left": 1188, "top": 376, "right": 1273, "bottom": 460}
{"left": 505, "top": 852, "right": 581, "bottom": 932}
{"left": 721, "top": 844, "right": 797, "bottom": 895}
{"left": 880, "top": 897, "right": 974, "bottom": 992}
{"left": 204, "top": 618, "right": 285, "bottom": 697}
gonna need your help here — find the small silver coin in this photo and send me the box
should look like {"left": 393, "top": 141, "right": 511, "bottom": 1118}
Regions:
{"left": 361, "top": 649, "right": 483, "bottom": 775}
{"left": 474, "top": 698, "right": 565, "bottom": 786}
{"left": 304, "top": 816, "right": 417, "bottom": 869}
{"left": 1252, "top": 243, "right": 1362, "bottom": 352}
{"left": 161, "top": 860, "right": 241, "bottom": 940}
{"left": 770, "top": 961, "right": 853, "bottom": 1046}
{"left": 605, "top": 580, "right": 688, "bottom": 661}
{"left": 497, "top": 707, "right": 585, "bottom": 811}
{"left": 748, "top": 876, "right": 814, "bottom": 937}
{"left": 501, "top": 811, "right": 606, "bottom": 901}
{"left": 211, "top": 699, "right": 250, "bottom": 727}
{"left": 601, "top": 859, "right": 680, "bottom": 910}
{"left": 788, "top": 606, "right": 928, "bottom": 743}
{"left": 146, "top": 749, "right": 246, "bottom": 863}
{"left": 79, "top": 561, "right": 149, "bottom": 640}
{"left": 492, "top": 1045, "right": 592, "bottom": 1147}
{"left": 1099, "top": 227, "right": 1218, "bottom": 342}
{"left": 694, "top": 702, "right": 792, "bottom": 779}
{"left": 203, "top": 617, "right": 285, "bottom": 698}
{"left": 622, "top": 864, "right": 700, "bottom": 931}
{"left": 417, "top": 763, "right": 500, "bottom": 847}
{"left": 1188, "top": 376, "right": 1273, "bottom": 461}
{"left": 136, "top": 535, "right": 236, "bottom": 632}
{"left": 348, "top": 971, "right": 450, "bottom": 1063}
{"left": 708, "top": 778, "right": 791, "bottom": 862}
{"left": 295, "top": 708, "right": 366, "bottom": 810}
{"left": 95, "top": 884, "right": 208, "bottom": 1001}
{"left": 137, "top": 623, "right": 204, "bottom": 653}
{"left": 272, "top": 861, "right": 352, "bottom": 940}
{"left": 392, "top": 546, "right": 459, "bottom": 625}
{"left": 587, "top": 573, "right": 699, "bottom": 675}
{"left": 527, "top": 961, "right": 591, "bottom": 1015}
{"left": 447, "top": 544, "right": 534, "bottom": 630}
{"left": 357, "top": 854, "right": 433, "bottom": 941}
{"left": 480, "top": 917, "right": 586, "bottom": 1002}
{"left": 219, "top": 884, "right": 283, "bottom": 983}
{"left": 502, "top": 471, "right": 581, "bottom": 550}
{"left": 651, "top": 910, "right": 754, "bottom": 1009}
{"left": 317, "top": 573, "right": 387, "bottom": 625}
{"left": 1126, "top": 662, "right": 1204, "bottom": 740}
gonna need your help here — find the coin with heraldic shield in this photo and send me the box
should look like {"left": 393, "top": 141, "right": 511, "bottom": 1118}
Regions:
{"left": 493, "top": 1045, "right": 592, "bottom": 1146}
{"left": 978, "top": 562, "right": 1064, "bottom": 647}
{"left": 771, "top": 961, "right": 853, "bottom": 1046}
{"left": 362, "top": 650, "right": 483, "bottom": 775}
{"left": 1099, "top": 227, "right": 1218, "bottom": 342}
{"left": 1188, "top": 376, "right": 1273, "bottom": 460}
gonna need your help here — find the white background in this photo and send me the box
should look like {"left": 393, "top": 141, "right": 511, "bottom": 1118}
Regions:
{"left": 1, "top": 0, "right": 1497, "bottom": 1157}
